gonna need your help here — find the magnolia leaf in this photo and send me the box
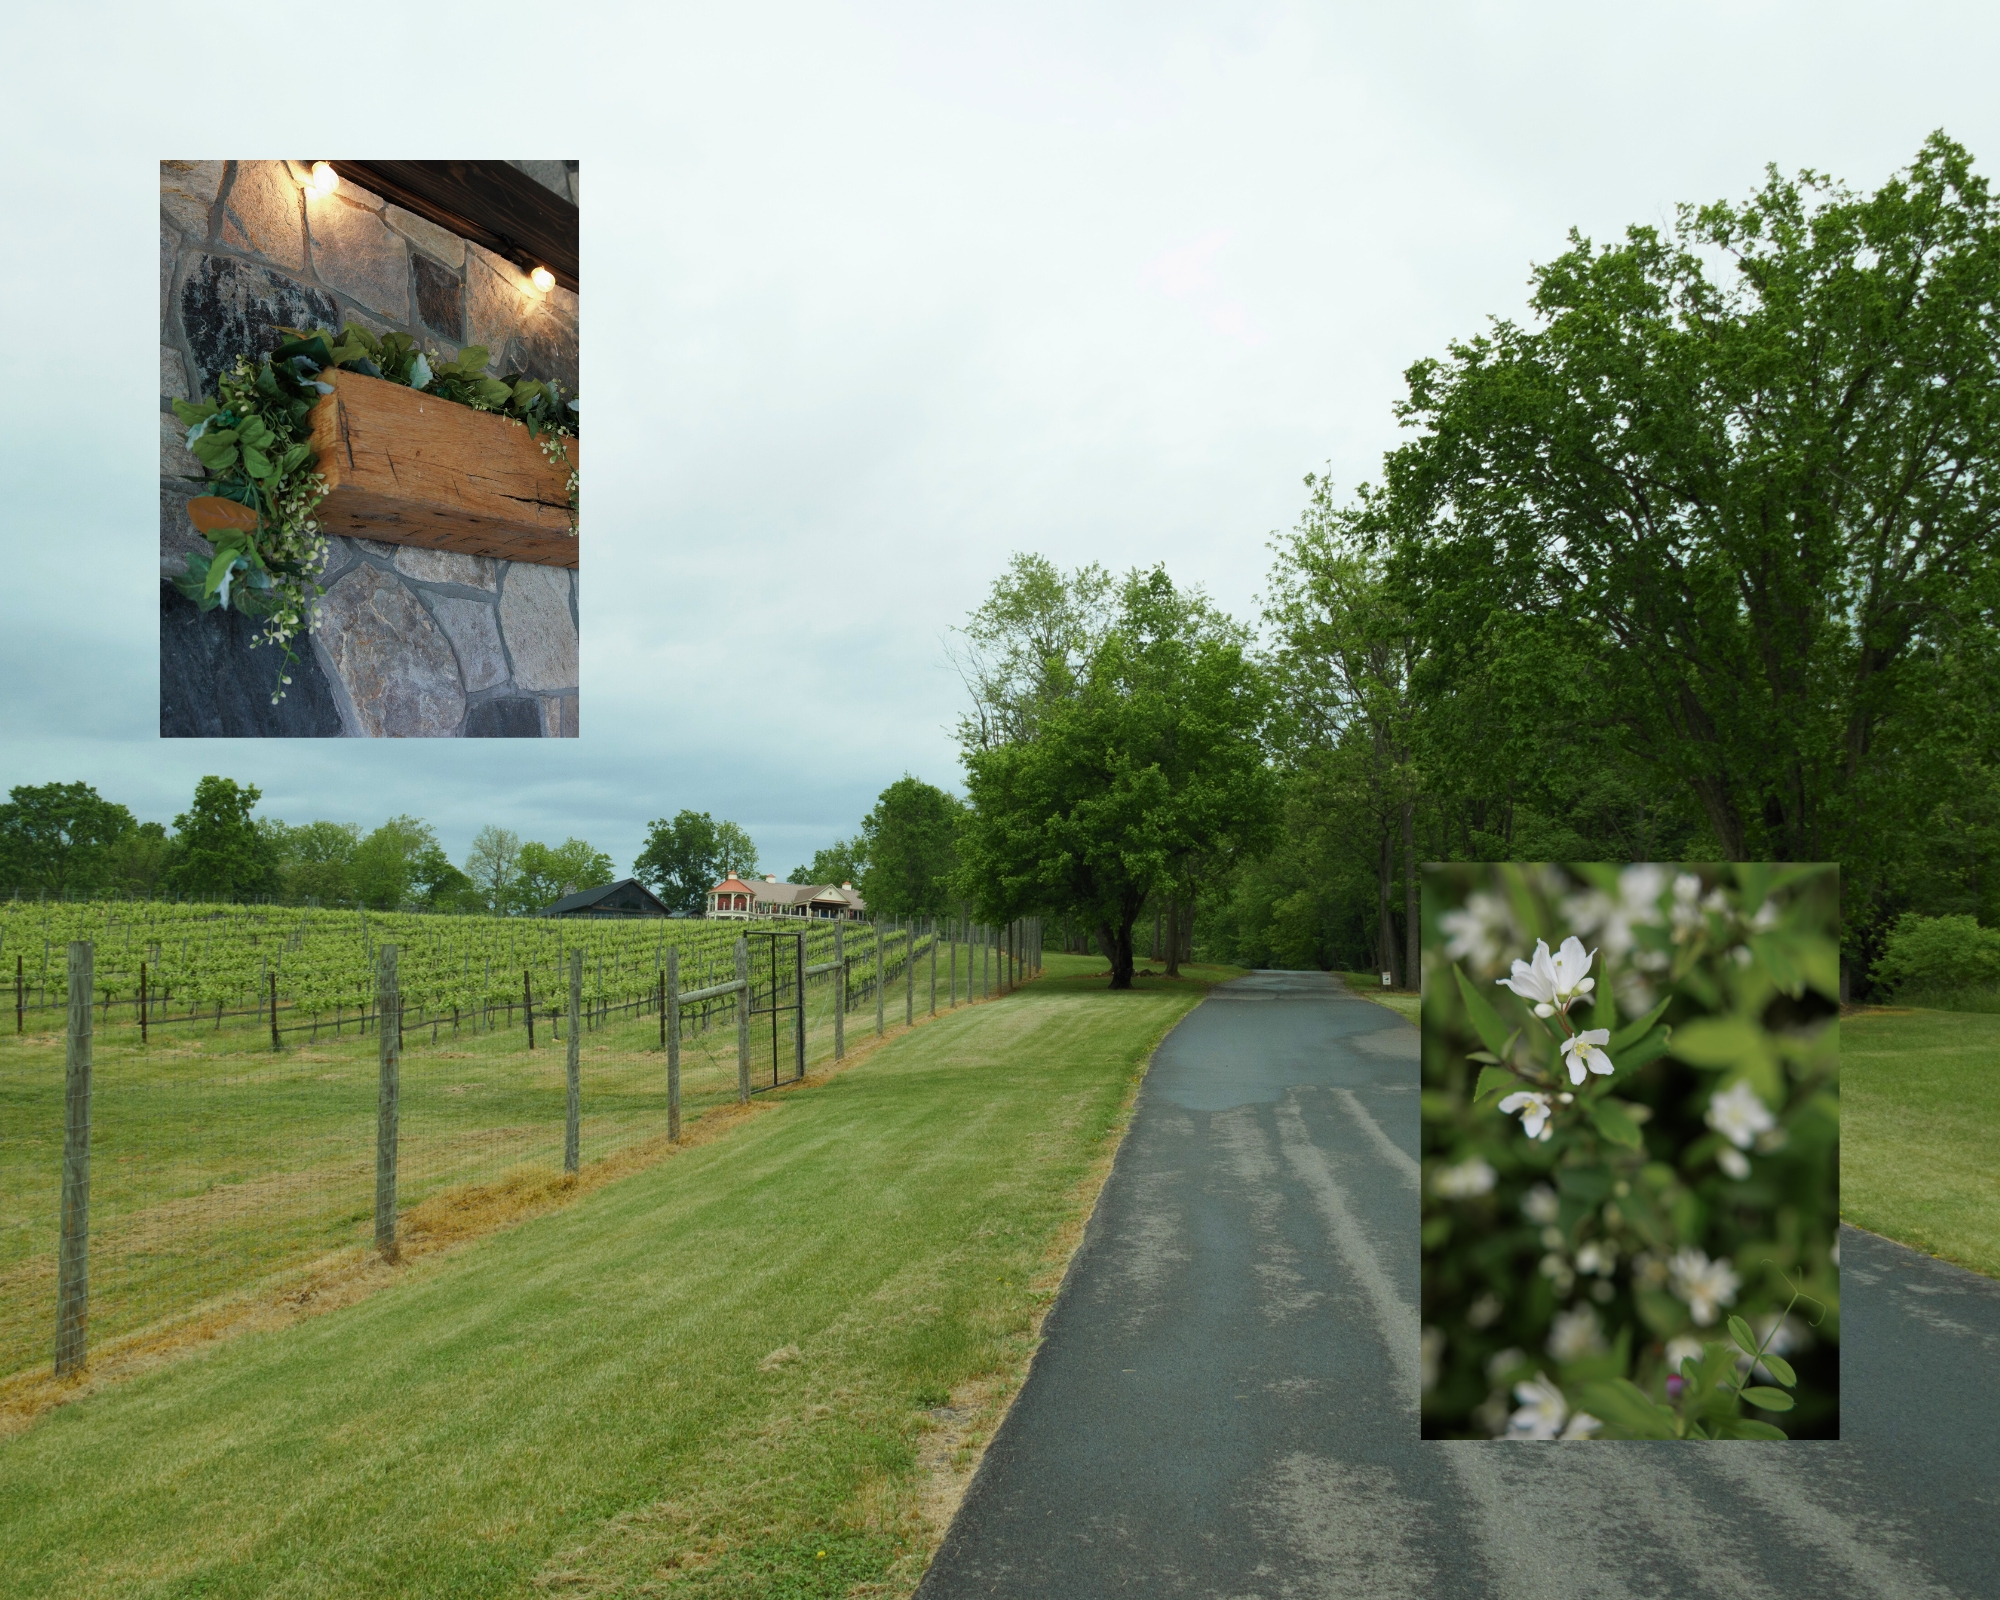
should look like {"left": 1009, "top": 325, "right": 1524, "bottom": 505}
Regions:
{"left": 1454, "top": 966, "right": 1511, "bottom": 1055}
{"left": 185, "top": 496, "right": 260, "bottom": 536}
{"left": 1588, "top": 1099, "right": 1643, "bottom": 1148}
{"left": 1741, "top": 1386, "right": 1794, "bottom": 1412}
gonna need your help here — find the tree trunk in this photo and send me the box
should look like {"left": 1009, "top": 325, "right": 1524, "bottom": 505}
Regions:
{"left": 1377, "top": 826, "right": 1398, "bottom": 986}
{"left": 1402, "top": 800, "right": 1419, "bottom": 993}
{"left": 1098, "top": 916, "right": 1138, "bottom": 990}
{"left": 1164, "top": 893, "right": 1183, "bottom": 978}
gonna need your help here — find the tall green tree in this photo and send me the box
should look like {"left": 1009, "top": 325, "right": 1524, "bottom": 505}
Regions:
{"left": 464, "top": 825, "right": 522, "bottom": 914}
{"left": 0, "top": 781, "right": 136, "bottom": 894}
{"left": 266, "top": 819, "right": 362, "bottom": 905}
{"left": 104, "top": 822, "right": 172, "bottom": 899}
{"left": 789, "top": 837, "right": 868, "bottom": 890}
{"left": 1378, "top": 133, "right": 2000, "bottom": 983}
{"left": 858, "top": 777, "right": 964, "bottom": 919}
{"left": 515, "top": 837, "right": 616, "bottom": 912}
{"left": 957, "top": 563, "right": 1275, "bottom": 988}
{"left": 634, "top": 811, "right": 757, "bottom": 915}
{"left": 169, "top": 776, "right": 278, "bottom": 900}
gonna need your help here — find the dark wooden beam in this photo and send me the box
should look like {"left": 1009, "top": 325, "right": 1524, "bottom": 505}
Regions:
{"left": 314, "top": 161, "right": 578, "bottom": 293}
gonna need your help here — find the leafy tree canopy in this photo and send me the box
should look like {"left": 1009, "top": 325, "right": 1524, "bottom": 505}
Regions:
{"left": 634, "top": 811, "right": 757, "bottom": 916}
{"left": 169, "top": 776, "right": 278, "bottom": 901}
{"left": 789, "top": 837, "right": 868, "bottom": 889}
{"left": 858, "top": 777, "right": 963, "bottom": 919}
{"left": 0, "top": 781, "right": 136, "bottom": 894}
{"left": 516, "top": 837, "right": 616, "bottom": 913}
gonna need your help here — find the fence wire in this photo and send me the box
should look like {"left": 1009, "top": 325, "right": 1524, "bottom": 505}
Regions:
{"left": 1, "top": 916, "right": 1042, "bottom": 1384}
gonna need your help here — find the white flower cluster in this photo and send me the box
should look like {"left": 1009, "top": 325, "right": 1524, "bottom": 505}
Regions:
{"left": 1434, "top": 1156, "right": 1498, "bottom": 1198}
{"left": 1503, "top": 1372, "right": 1601, "bottom": 1440}
{"left": 1668, "top": 1248, "right": 1740, "bottom": 1325}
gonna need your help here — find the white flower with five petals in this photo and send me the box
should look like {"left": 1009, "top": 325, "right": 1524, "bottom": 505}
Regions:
{"left": 1558, "top": 1028, "right": 1614, "bottom": 1086}
{"left": 1498, "top": 1089, "right": 1554, "bottom": 1141}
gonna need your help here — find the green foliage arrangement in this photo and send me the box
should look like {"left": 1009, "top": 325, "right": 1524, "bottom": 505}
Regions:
{"left": 168, "top": 323, "right": 579, "bottom": 702}
{"left": 1871, "top": 912, "right": 2000, "bottom": 1002}
{"left": 1420, "top": 862, "right": 1840, "bottom": 1439}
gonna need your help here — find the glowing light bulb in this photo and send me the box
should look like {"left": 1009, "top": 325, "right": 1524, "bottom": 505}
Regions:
{"left": 530, "top": 265, "right": 555, "bottom": 292}
{"left": 310, "top": 161, "right": 339, "bottom": 195}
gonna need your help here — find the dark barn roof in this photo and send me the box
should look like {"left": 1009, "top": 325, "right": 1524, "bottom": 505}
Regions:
{"left": 539, "top": 877, "right": 670, "bottom": 918}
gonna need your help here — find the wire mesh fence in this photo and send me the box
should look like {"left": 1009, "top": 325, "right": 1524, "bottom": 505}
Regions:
{"left": 0, "top": 914, "right": 1042, "bottom": 1384}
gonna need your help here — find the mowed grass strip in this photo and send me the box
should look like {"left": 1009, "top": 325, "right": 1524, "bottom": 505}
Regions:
{"left": 0, "top": 957, "right": 1212, "bottom": 1599}
{"left": 1843, "top": 1006, "right": 2000, "bottom": 1279}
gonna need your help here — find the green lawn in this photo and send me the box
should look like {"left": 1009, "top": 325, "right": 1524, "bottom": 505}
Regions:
{"left": 0, "top": 955, "right": 1209, "bottom": 1598}
{"left": 1335, "top": 971, "right": 1420, "bottom": 1025}
{"left": 1843, "top": 1006, "right": 2000, "bottom": 1278}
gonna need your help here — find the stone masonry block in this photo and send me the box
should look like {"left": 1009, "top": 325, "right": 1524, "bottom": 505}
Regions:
{"left": 428, "top": 596, "right": 509, "bottom": 692}
{"left": 179, "top": 253, "right": 340, "bottom": 395}
{"left": 306, "top": 190, "right": 409, "bottom": 321}
{"left": 465, "top": 245, "right": 530, "bottom": 361}
{"left": 497, "top": 562, "right": 578, "bottom": 691}
{"left": 465, "top": 697, "right": 544, "bottom": 737}
{"left": 220, "top": 160, "right": 305, "bottom": 272}
{"left": 315, "top": 563, "right": 468, "bottom": 737}
{"left": 385, "top": 204, "right": 465, "bottom": 268}
{"left": 161, "top": 413, "right": 204, "bottom": 480}
{"left": 394, "top": 546, "right": 496, "bottom": 589}
{"left": 161, "top": 160, "right": 224, "bottom": 236}
{"left": 161, "top": 225, "right": 177, "bottom": 317}
{"left": 161, "top": 345, "right": 190, "bottom": 403}
{"left": 413, "top": 252, "right": 464, "bottom": 342}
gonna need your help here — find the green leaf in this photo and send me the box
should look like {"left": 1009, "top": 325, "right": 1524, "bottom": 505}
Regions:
{"left": 1610, "top": 997, "right": 1672, "bottom": 1053}
{"left": 171, "top": 398, "right": 217, "bottom": 426}
{"left": 1740, "top": 1386, "right": 1794, "bottom": 1412}
{"left": 1793, "top": 933, "right": 1841, "bottom": 1000}
{"left": 1757, "top": 1353, "right": 1797, "bottom": 1388}
{"left": 1614, "top": 1024, "right": 1672, "bottom": 1072}
{"left": 1574, "top": 1379, "right": 1678, "bottom": 1439}
{"left": 1587, "top": 1099, "right": 1643, "bottom": 1147}
{"left": 1727, "top": 1315, "right": 1759, "bottom": 1360}
{"left": 242, "top": 446, "right": 273, "bottom": 479}
{"left": 1670, "top": 1016, "right": 1764, "bottom": 1068}
{"left": 1717, "top": 1418, "right": 1789, "bottom": 1440}
{"left": 1749, "top": 932, "right": 1802, "bottom": 995}
{"left": 1474, "top": 1065, "right": 1518, "bottom": 1104}
{"left": 1454, "top": 965, "right": 1511, "bottom": 1055}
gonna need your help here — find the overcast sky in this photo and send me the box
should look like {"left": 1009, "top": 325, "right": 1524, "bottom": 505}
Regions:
{"left": 4, "top": 2, "right": 1996, "bottom": 878}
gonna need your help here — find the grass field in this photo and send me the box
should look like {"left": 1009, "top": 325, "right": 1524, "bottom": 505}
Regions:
{"left": 0, "top": 938, "right": 998, "bottom": 1385}
{"left": 1843, "top": 1006, "right": 2000, "bottom": 1279}
{"left": 1335, "top": 971, "right": 1420, "bottom": 1025}
{"left": 0, "top": 952, "right": 1227, "bottom": 1598}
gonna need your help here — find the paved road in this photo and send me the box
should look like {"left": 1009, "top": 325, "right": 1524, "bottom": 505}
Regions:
{"left": 917, "top": 970, "right": 2000, "bottom": 1600}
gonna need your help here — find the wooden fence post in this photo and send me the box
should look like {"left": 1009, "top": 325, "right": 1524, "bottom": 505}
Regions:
{"left": 270, "top": 969, "right": 280, "bottom": 1051}
{"left": 834, "top": 923, "right": 846, "bottom": 1061}
{"left": 983, "top": 925, "right": 991, "bottom": 998}
{"left": 875, "top": 921, "right": 885, "bottom": 1037}
{"left": 565, "top": 948, "right": 582, "bottom": 1174}
{"left": 54, "top": 941, "right": 92, "bottom": 1376}
{"left": 905, "top": 917, "right": 915, "bottom": 1026}
{"left": 524, "top": 969, "right": 535, "bottom": 1050}
{"left": 375, "top": 944, "right": 400, "bottom": 1261}
{"left": 929, "top": 920, "right": 937, "bottom": 1016}
{"left": 139, "top": 959, "right": 148, "bottom": 1046}
{"left": 794, "top": 931, "right": 806, "bottom": 1081}
{"left": 735, "top": 937, "right": 751, "bottom": 1104}
{"left": 666, "top": 947, "right": 680, "bottom": 1143}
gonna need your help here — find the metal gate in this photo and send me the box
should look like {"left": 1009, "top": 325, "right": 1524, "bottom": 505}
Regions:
{"left": 746, "top": 930, "right": 806, "bottom": 1092}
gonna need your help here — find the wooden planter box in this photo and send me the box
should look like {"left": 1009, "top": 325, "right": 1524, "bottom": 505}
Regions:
{"left": 304, "top": 369, "right": 577, "bottom": 568}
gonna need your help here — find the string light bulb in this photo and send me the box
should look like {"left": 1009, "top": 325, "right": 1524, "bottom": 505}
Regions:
{"left": 530, "top": 265, "right": 555, "bottom": 292}
{"left": 310, "top": 161, "right": 339, "bottom": 195}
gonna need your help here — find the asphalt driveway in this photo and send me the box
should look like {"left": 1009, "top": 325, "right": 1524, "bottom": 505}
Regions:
{"left": 916, "top": 969, "right": 1999, "bottom": 1600}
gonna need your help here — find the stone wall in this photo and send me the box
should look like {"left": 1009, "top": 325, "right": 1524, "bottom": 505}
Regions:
{"left": 160, "top": 160, "right": 579, "bottom": 738}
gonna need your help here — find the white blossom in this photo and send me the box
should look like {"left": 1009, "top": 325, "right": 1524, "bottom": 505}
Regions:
{"left": 1468, "top": 1292, "right": 1502, "bottom": 1328}
{"left": 1668, "top": 1248, "right": 1740, "bottom": 1326}
{"left": 1498, "top": 936, "right": 1597, "bottom": 1016}
{"left": 1665, "top": 1335, "right": 1705, "bottom": 1374}
{"left": 1559, "top": 1028, "right": 1614, "bottom": 1086}
{"left": 1576, "top": 1240, "right": 1618, "bottom": 1276}
{"left": 1706, "top": 1080, "right": 1777, "bottom": 1149}
{"left": 1503, "top": 1372, "right": 1601, "bottom": 1440}
{"left": 1548, "top": 1305, "right": 1605, "bottom": 1363}
{"left": 1442, "top": 891, "right": 1517, "bottom": 973}
{"left": 1434, "top": 1156, "right": 1497, "bottom": 1198}
{"left": 1498, "top": 1089, "right": 1554, "bottom": 1141}
{"left": 1521, "top": 1184, "right": 1560, "bottom": 1224}
{"left": 1717, "top": 1146, "right": 1751, "bottom": 1180}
